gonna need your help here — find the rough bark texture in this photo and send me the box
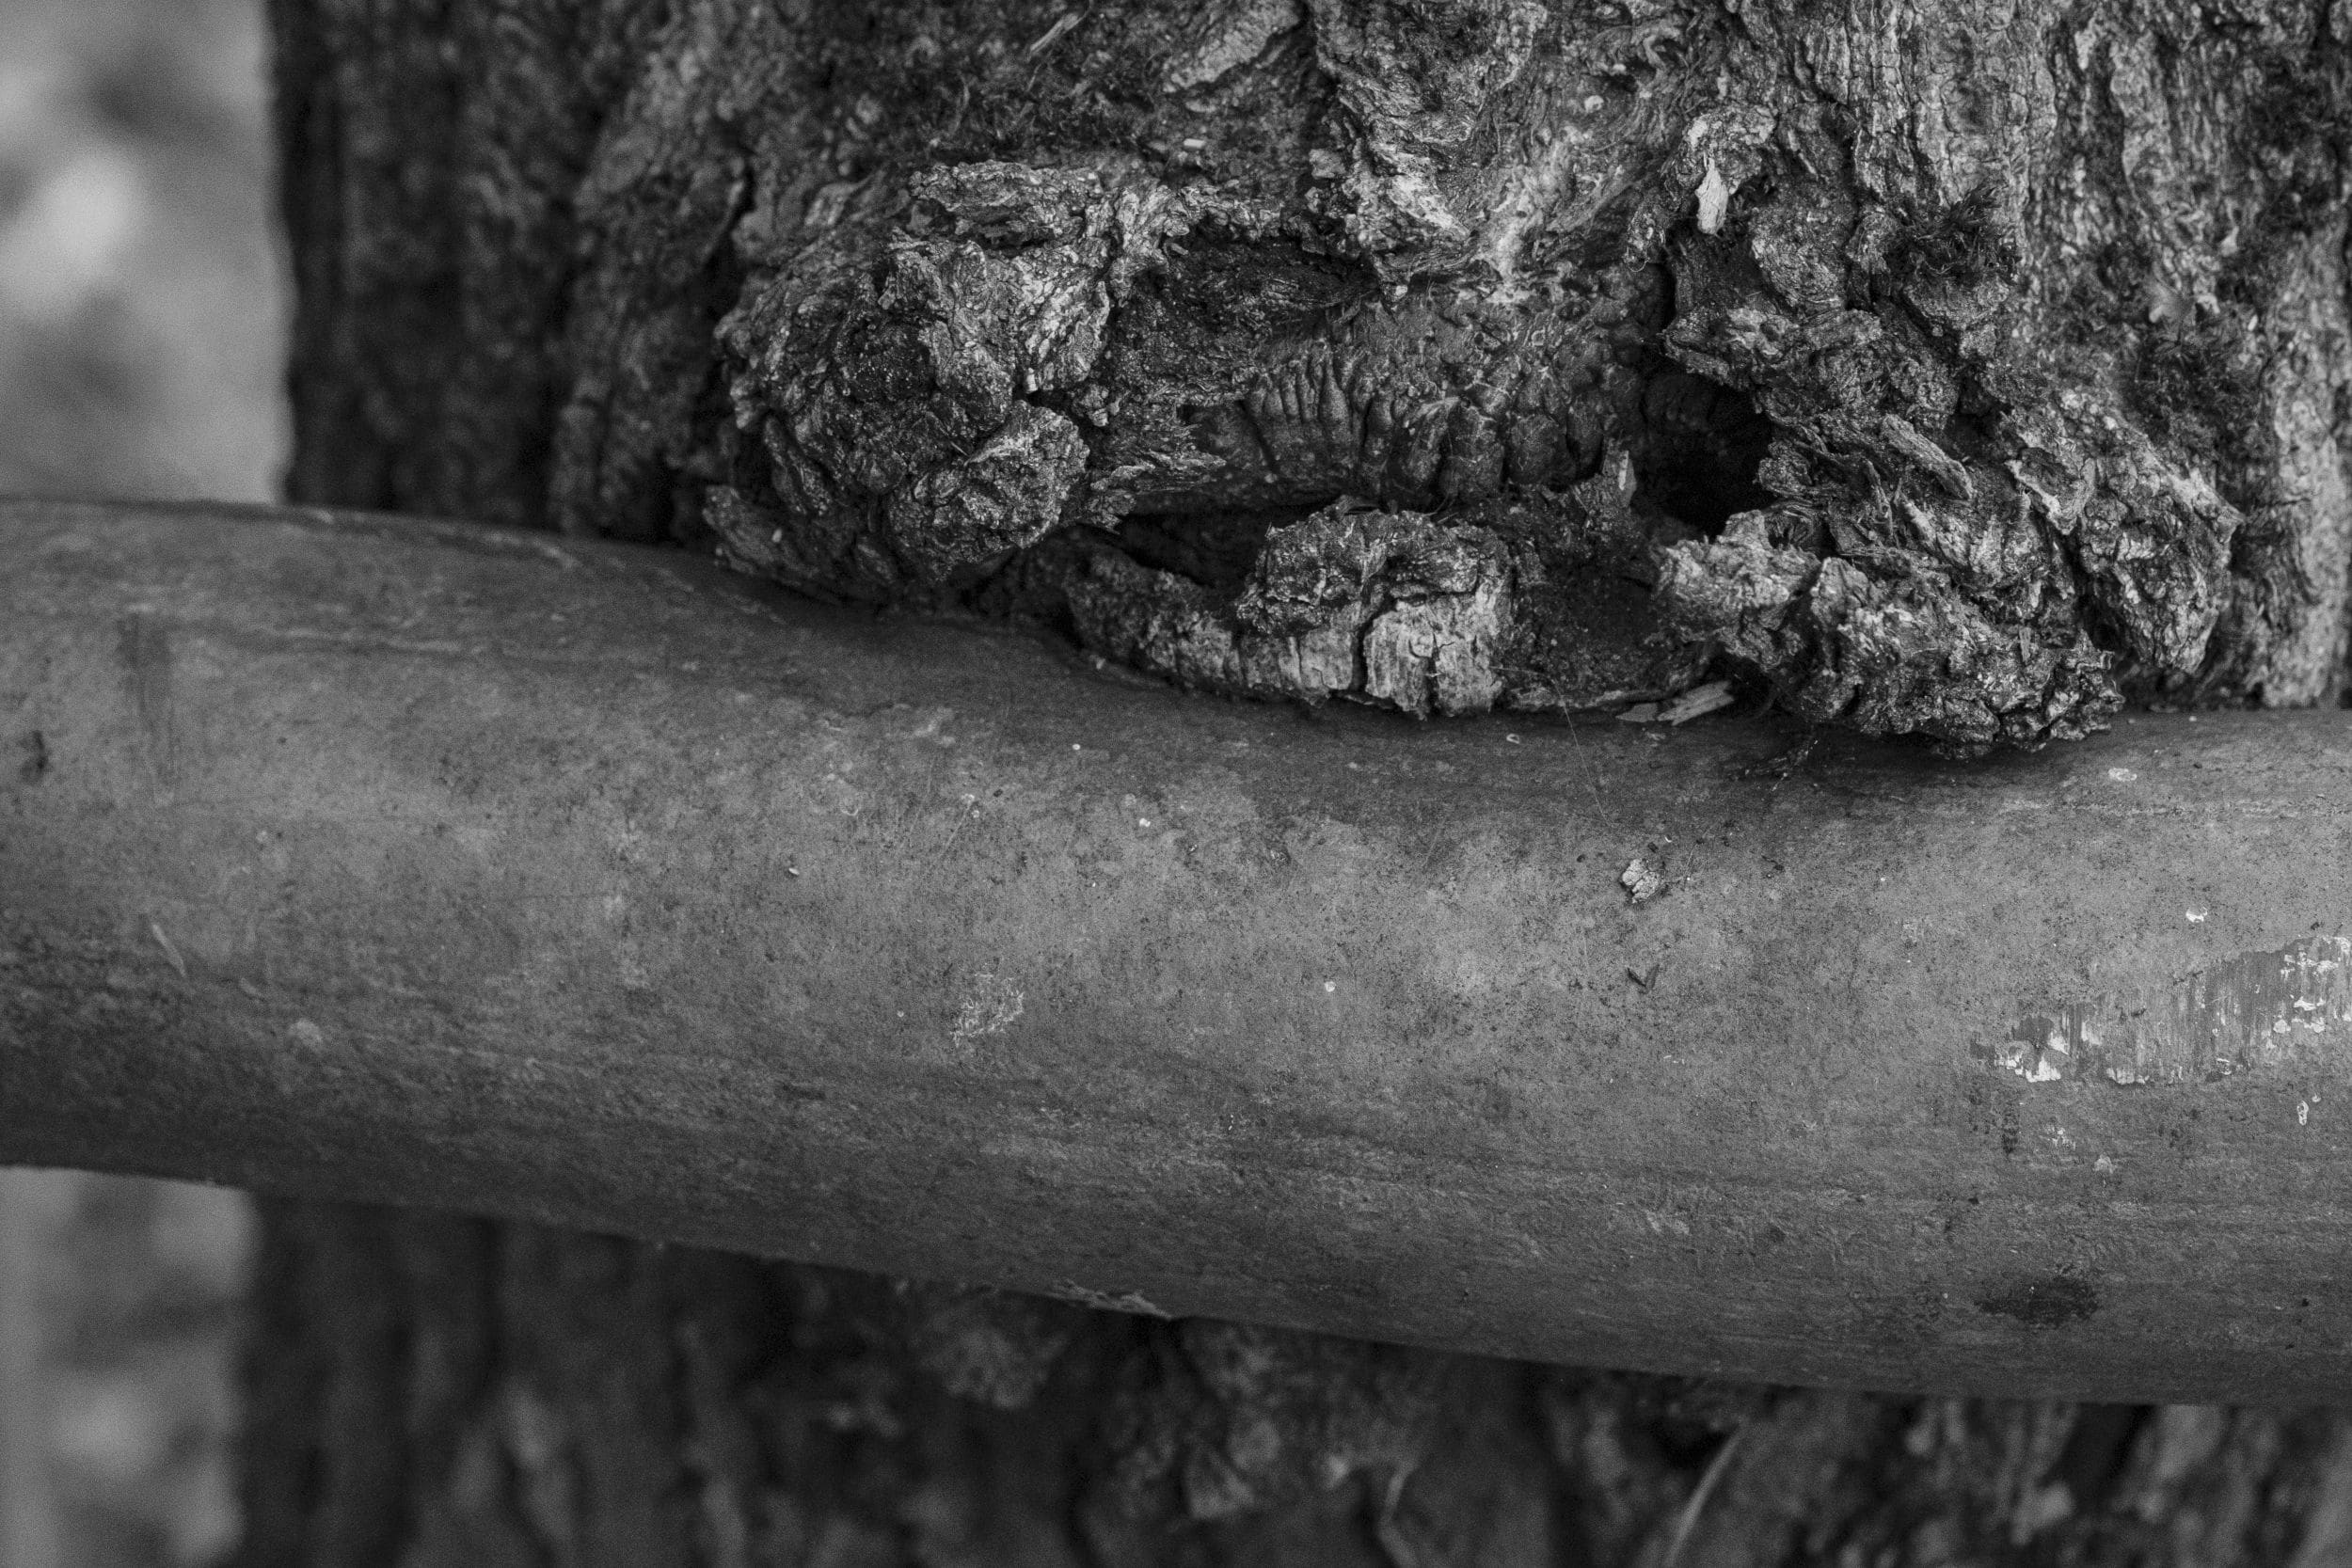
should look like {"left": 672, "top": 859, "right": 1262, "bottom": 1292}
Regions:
{"left": 253, "top": 0, "right": 2352, "bottom": 1561}
{"left": 241, "top": 1202, "right": 2352, "bottom": 1568}
{"left": 272, "top": 0, "right": 2352, "bottom": 752}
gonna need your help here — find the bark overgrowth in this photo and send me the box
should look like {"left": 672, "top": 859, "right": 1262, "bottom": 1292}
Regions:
{"left": 250, "top": 0, "right": 2352, "bottom": 1560}
{"left": 279, "top": 0, "right": 2352, "bottom": 750}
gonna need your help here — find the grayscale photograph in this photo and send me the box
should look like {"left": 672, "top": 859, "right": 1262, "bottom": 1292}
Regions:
{"left": 4, "top": 0, "right": 2352, "bottom": 1562}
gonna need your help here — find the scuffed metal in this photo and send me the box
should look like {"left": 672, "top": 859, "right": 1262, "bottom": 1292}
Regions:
{"left": 1997, "top": 936, "right": 2352, "bottom": 1086}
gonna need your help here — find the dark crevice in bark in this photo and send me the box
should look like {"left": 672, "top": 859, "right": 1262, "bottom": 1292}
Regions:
{"left": 1628, "top": 367, "right": 1775, "bottom": 533}
{"left": 1113, "top": 509, "right": 1302, "bottom": 592}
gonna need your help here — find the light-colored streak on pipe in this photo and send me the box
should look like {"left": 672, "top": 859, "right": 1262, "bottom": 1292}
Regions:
{"left": 4, "top": 498, "right": 2352, "bottom": 1403}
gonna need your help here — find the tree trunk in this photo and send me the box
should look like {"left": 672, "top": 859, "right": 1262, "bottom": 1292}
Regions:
{"left": 235, "top": 1202, "right": 2352, "bottom": 1567}
{"left": 247, "top": 0, "right": 2352, "bottom": 1561}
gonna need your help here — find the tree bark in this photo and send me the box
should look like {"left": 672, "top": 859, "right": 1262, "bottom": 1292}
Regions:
{"left": 247, "top": 0, "right": 2352, "bottom": 1560}
{"left": 234, "top": 1202, "right": 2352, "bottom": 1568}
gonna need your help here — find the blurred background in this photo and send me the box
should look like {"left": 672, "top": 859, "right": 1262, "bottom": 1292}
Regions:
{"left": 0, "top": 0, "right": 283, "bottom": 1561}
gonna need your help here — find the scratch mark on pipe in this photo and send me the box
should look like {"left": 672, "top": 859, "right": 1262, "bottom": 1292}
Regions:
{"left": 1976, "top": 1274, "right": 2099, "bottom": 1326}
{"left": 117, "top": 612, "right": 176, "bottom": 790}
{"left": 950, "top": 973, "right": 1025, "bottom": 1054}
{"left": 1050, "top": 1281, "right": 1170, "bottom": 1318}
{"left": 1992, "top": 935, "right": 2352, "bottom": 1086}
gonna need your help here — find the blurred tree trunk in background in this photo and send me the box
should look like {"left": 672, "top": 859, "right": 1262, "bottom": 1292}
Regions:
{"left": 0, "top": 0, "right": 283, "bottom": 502}
{"left": 247, "top": 0, "right": 2352, "bottom": 1561}
{"left": 0, "top": 1171, "right": 61, "bottom": 1568}
{"left": 0, "top": 0, "right": 280, "bottom": 1564}
{"left": 0, "top": 1169, "right": 251, "bottom": 1568}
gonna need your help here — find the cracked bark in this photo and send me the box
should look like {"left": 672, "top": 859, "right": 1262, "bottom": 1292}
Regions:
{"left": 248, "top": 0, "right": 2352, "bottom": 1560}
{"left": 275, "top": 0, "right": 2352, "bottom": 750}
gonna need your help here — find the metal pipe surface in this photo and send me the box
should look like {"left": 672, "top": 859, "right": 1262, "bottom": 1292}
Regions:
{"left": 6, "top": 498, "right": 2352, "bottom": 1402}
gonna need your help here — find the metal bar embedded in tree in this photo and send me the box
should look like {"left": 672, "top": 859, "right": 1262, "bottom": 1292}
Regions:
{"left": 5, "top": 498, "right": 2352, "bottom": 1403}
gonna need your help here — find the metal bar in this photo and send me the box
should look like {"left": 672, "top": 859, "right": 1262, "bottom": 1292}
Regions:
{"left": 5, "top": 497, "right": 2352, "bottom": 1402}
